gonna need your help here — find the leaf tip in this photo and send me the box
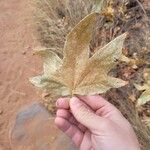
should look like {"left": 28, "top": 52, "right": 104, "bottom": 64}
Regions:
{"left": 32, "top": 47, "right": 50, "bottom": 56}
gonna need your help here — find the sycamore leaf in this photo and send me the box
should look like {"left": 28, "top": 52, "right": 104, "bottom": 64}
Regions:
{"left": 33, "top": 48, "right": 62, "bottom": 77}
{"left": 134, "top": 68, "right": 150, "bottom": 106}
{"left": 30, "top": 12, "right": 128, "bottom": 98}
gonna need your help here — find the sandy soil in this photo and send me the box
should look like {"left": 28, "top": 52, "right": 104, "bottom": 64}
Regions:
{"left": 0, "top": 1, "right": 76, "bottom": 149}
{"left": 0, "top": 0, "right": 42, "bottom": 149}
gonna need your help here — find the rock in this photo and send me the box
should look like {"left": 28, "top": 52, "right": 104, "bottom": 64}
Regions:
{"left": 9, "top": 102, "right": 76, "bottom": 150}
{"left": 0, "top": 110, "right": 3, "bottom": 115}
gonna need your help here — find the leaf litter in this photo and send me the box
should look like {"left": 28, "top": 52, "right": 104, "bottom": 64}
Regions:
{"left": 135, "top": 68, "right": 150, "bottom": 106}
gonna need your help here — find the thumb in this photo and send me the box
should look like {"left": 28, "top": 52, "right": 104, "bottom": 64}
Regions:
{"left": 69, "top": 97, "right": 104, "bottom": 131}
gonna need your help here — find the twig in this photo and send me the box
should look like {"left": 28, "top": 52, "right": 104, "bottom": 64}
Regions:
{"left": 135, "top": 0, "right": 148, "bottom": 17}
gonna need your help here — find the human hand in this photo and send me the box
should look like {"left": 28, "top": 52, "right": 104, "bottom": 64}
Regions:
{"left": 55, "top": 95, "right": 140, "bottom": 150}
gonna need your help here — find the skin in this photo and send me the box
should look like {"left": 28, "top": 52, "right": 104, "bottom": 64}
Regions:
{"left": 55, "top": 95, "right": 140, "bottom": 150}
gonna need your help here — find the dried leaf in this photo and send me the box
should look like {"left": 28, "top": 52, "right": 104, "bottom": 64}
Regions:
{"left": 137, "top": 90, "right": 150, "bottom": 106}
{"left": 120, "top": 55, "right": 138, "bottom": 69}
{"left": 30, "top": 12, "right": 128, "bottom": 98}
{"left": 102, "top": 6, "right": 115, "bottom": 21}
{"left": 135, "top": 69, "right": 150, "bottom": 106}
{"left": 33, "top": 48, "right": 62, "bottom": 76}
{"left": 93, "top": 0, "right": 105, "bottom": 13}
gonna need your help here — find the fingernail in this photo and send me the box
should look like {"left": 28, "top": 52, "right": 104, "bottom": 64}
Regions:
{"left": 56, "top": 98, "right": 62, "bottom": 107}
{"left": 56, "top": 101, "right": 59, "bottom": 107}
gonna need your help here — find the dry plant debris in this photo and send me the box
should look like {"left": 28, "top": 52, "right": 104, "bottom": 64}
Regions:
{"left": 30, "top": 13, "right": 128, "bottom": 98}
{"left": 135, "top": 68, "right": 150, "bottom": 106}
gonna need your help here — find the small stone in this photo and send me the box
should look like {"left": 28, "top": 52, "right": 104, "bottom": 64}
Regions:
{"left": 0, "top": 110, "right": 3, "bottom": 115}
{"left": 51, "top": 136, "right": 56, "bottom": 141}
{"left": 22, "top": 51, "right": 26, "bottom": 55}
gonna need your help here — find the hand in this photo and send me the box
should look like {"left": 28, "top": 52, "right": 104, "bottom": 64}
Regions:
{"left": 55, "top": 95, "right": 140, "bottom": 150}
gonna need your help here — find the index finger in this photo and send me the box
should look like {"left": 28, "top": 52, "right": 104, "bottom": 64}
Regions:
{"left": 78, "top": 95, "right": 117, "bottom": 111}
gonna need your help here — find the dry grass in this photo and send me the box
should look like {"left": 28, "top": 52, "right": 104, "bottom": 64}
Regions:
{"left": 34, "top": 0, "right": 97, "bottom": 55}
{"left": 34, "top": 0, "right": 150, "bottom": 149}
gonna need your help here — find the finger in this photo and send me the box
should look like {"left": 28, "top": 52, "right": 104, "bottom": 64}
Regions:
{"left": 56, "top": 109, "right": 86, "bottom": 132}
{"left": 69, "top": 115, "right": 79, "bottom": 126}
{"left": 80, "top": 131, "right": 92, "bottom": 150}
{"left": 55, "top": 117, "right": 83, "bottom": 146}
{"left": 56, "top": 109, "right": 71, "bottom": 119}
{"left": 56, "top": 98, "right": 70, "bottom": 109}
{"left": 69, "top": 97, "right": 105, "bottom": 131}
{"left": 56, "top": 109, "right": 78, "bottom": 125}
{"left": 79, "top": 95, "right": 122, "bottom": 119}
{"left": 78, "top": 95, "right": 118, "bottom": 111}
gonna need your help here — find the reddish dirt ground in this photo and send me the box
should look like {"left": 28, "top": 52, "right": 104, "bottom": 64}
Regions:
{"left": 0, "top": 0, "right": 43, "bottom": 149}
{"left": 0, "top": 1, "right": 76, "bottom": 149}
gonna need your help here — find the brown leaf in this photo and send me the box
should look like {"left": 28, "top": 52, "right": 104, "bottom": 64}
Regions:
{"left": 135, "top": 68, "right": 150, "bottom": 106}
{"left": 30, "top": 12, "right": 128, "bottom": 98}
